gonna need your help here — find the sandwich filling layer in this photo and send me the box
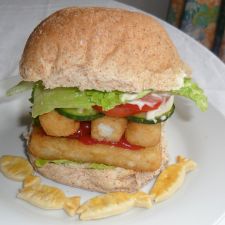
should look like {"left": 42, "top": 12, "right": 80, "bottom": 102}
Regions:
{"left": 28, "top": 126, "right": 162, "bottom": 172}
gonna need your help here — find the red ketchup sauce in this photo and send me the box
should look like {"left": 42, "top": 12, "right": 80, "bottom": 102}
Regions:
{"left": 69, "top": 122, "right": 142, "bottom": 150}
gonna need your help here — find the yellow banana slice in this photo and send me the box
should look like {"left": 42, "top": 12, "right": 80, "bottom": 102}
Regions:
{"left": 17, "top": 175, "right": 80, "bottom": 216}
{"left": 0, "top": 155, "right": 33, "bottom": 181}
{"left": 149, "top": 155, "right": 197, "bottom": 203}
{"left": 77, "top": 191, "right": 152, "bottom": 220}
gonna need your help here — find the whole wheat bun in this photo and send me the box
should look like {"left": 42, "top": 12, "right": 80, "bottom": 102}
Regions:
{"left": 20, "top": 7, "right": 189, "bottom": 92}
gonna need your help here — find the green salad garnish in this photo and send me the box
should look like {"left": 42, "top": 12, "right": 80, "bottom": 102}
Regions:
{"left": 35, "top": 159, "right": 114, "bottom": 170}
{"left": 6, "top": 77, "right": 208, "bottom": 117}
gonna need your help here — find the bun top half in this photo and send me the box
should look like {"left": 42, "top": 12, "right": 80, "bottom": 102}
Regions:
{"left": 20, "top": 7, "right": 189, "bottom": 92}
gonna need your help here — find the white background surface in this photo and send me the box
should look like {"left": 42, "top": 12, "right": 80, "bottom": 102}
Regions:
{"left": 0, "top": 0, "right": 225, "bottom": 224}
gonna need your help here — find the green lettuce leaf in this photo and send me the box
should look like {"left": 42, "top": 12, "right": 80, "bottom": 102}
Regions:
{"left": 32, "top": 82, "right": 92, "bottom": 117}
{"left": 9, "top": 77, "right": 208, "bottom": 118}
{"left": 171, "top": 78, "right": 208, "bottom": 112}
{"left": 88, "top": 163, "right": 115, "bottom": 170}
{"left": 35, "top": 159, "right": 81, "bottom": 167}
{"left": 86, "top": 90, "right": 123, "bottom": 110}
{"left": 6, "top": 81, "right": 34, "bottom": 96}
{"left": 35, "top": 159, "right": 114, "bottom": 170}
{"left": 32, "top": 82, "right": 125, "bottom": 117}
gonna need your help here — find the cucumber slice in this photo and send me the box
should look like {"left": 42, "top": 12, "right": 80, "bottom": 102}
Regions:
{"left": 128, "top": 104, "right": 175, "bottom": 124}
{"left": 56, "top": 108, "right": 103, "bottom": 121}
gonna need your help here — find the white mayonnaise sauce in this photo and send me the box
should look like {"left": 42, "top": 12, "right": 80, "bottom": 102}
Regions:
{"left": 121, "top": 93, "right": 138, "bottom": 102}
{"left": 126, "top": 93, "right": 164, "bottom": 110}
{"left": 172, "top": 70, "right": 187, "bottom": 90}
{"left": 127, "top": 99, "right": 156, "bottom": 109}
{"left": 146, "top": 96, "right": 174, "bottom": 120}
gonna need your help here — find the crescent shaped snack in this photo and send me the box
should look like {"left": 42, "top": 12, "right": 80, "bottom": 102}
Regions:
{"left": 77, "top": 191, "right": 152, "bottom": 220}
{"left": 149, "top": 156, "right": 197, "bottom": 202}
{"left": 0, "top": 155, "right": 33, "bottom": 181}
{"left": 17, "top": 175, "right": 80, "bottom": 216}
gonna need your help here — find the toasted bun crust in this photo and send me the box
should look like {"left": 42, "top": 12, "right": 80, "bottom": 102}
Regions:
{"left": 28, "top": 137, "right": 167, "bottom": 193}
{"left": 20, "top": 7, "right": 187, "bottom": 92}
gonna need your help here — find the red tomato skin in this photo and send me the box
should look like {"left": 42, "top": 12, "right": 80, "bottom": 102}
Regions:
{"left": 93, "top": 101, "right": 161, "bottom": 117}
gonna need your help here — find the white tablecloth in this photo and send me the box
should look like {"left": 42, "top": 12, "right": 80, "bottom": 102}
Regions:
{"left": 0, "top": 0, "right": 225, "bottom": 224}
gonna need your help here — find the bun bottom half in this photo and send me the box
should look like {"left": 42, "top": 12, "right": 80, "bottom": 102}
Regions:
{"left": 29, "top": 151, "right": 167, "bottom": 193}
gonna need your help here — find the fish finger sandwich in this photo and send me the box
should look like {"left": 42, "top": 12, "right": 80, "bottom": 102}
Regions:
{"left": 7, "top": 7, "right": 207, "bottom": 193}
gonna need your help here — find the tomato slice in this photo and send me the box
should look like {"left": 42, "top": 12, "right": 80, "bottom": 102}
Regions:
{"left": 94, "top": 94, "right": 164, "bottom": 117}
{"left": 94, "top": 104, "right": 138, "bottom": 117}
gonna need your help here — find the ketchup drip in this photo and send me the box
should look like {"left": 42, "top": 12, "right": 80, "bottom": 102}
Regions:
{"left": 69, "top": 121, "right": 142, "bottom": 150}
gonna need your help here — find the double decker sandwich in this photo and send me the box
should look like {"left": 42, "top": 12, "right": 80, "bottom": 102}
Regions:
{"left": 8, "top": 7, "right": 207, "bottom": 193}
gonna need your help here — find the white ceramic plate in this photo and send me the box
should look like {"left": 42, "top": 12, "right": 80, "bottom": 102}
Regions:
{"left": 0, "top": 77, "right": 225, "bottom": 225}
